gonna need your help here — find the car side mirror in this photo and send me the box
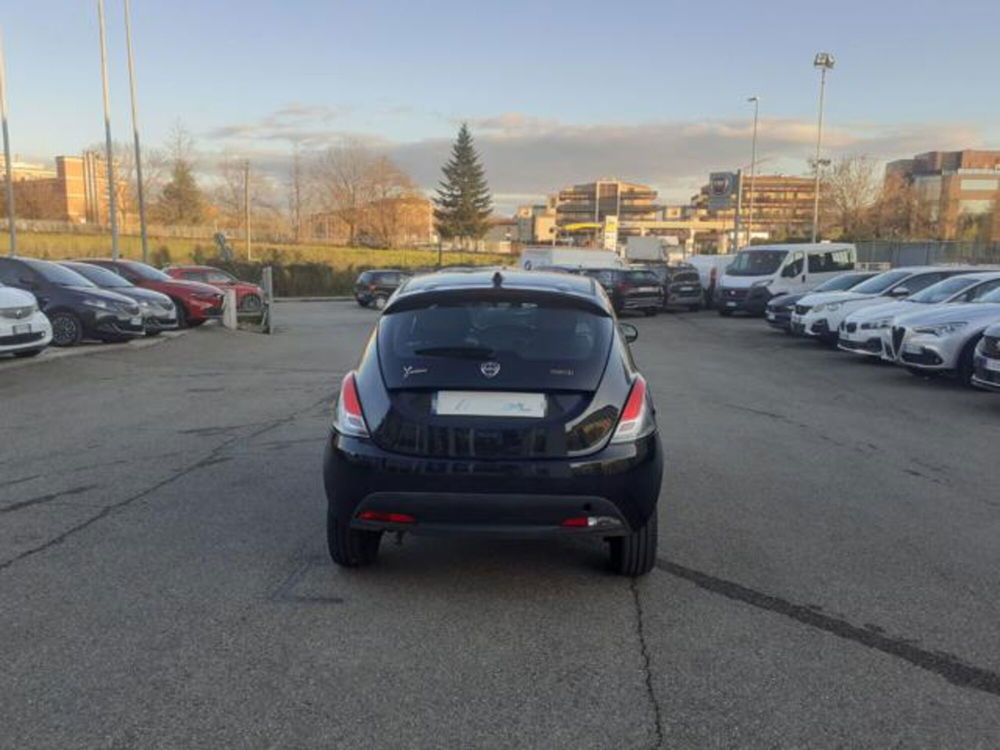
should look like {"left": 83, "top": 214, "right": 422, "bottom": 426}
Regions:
{"left": 889, "top": 286, "right": 910, "bottom": 297}
{"left": 619, "top": 322, "right": 638, "bottom": 343}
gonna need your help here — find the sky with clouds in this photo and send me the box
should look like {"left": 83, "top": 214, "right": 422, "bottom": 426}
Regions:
{"left": 4, "top": 0, "right": 999, "bottom": 211}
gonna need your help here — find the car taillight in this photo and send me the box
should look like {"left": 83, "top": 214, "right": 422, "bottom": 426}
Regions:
{"left": 369, "top": 283, "right": 377, "bottom": 292}
{"left": 335, "top": 371, "right": 369, "bottom": 437}
{"left": 357, "top": 511, "right": 415, "bottom": 524}
{"left": 611, "top": 375, "right": 652, "bottom": 444}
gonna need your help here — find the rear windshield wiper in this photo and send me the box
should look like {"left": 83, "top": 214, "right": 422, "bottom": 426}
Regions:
{"left": 413, "top": 346, "right": 496, "bottom": 359}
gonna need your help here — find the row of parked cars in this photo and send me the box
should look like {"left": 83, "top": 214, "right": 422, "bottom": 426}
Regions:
{"left": 702, "top": 244, "right": 1000, "bottom": 393}
{"left": 0, "top": 257, "right": 264, "bottom": 358}
{"left": 355, "top": 264, "right": 705, "bottom": 316}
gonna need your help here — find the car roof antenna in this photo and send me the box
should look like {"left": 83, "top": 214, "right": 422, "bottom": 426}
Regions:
{"left": 492, "top": 271, "right": 503, "bottom": 288}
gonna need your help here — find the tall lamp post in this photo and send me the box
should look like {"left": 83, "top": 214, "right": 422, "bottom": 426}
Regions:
{"left": 0, "top": 28, "right": 16, "bottom": 257}
{"left": 746, "top": 96, "right": 759, "bottom": 247}
{"left": 97, "top": 0, "right": 120, "bottom": 260}
{"left": 811, "top": 52, "right": 835, "bottom": 243}
{"left": 124, "top": 0, "right": 149, "bottom": 263}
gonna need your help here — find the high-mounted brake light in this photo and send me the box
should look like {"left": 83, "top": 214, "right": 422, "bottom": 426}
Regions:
{"left": 335, "top": 372, "right": 369, "bottom": 437}
{"left": 611, "top": 375, "right": 650, "bottom": 444}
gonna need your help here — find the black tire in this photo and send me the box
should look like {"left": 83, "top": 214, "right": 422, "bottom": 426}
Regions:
{"left": 718, "top": 308, "right": 733, "bottom": 317}
{"left": 188, "top": 319, "right": 206, "bottom": 328}
{"left": 356, "top": 299, "right": 369, "bottom": 308}
{"left": 956, "top": 337, "right": 981, "bottom": 387}
{"left": 644, "top": 307, "right": 658, "bottom": 317}
{"left": 173, "top": 299, "right": 189, "bottom": 329}
{"left": 688, "top": 304, "right": 700, "bottom": 312}
{"left": 609, "top": 510, "right": 658, "bottom": 577}
{"left": 239, "top": 294, "right": 262, "bottom": 313}
{"left": 145, "top": 329, "right": 162, "bottom": 338}
{"left": 327, "top": 504, "right": 382, "bottom": 567}
{"left": 49, "top": 311, "right": 83, "bottom": 347}
{"left": 13, "top": 348, "right": 43, "bottom": 358}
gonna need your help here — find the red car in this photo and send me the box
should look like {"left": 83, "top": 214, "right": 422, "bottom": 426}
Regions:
{"left": 164, "top": 265, "right": 264, "bottom": 313}
{"left": 80, "top": 259, "right": 225, "bottom": 328}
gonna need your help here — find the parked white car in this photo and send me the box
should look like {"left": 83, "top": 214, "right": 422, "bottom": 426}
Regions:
{"left": 972, "top": 323, "right": 1000, "bottom": 392}
{"left": 888, "top": 285, "right": 1000, "bottom": 385}
{"left": 0, "top": 283, "right": 52, "bottom": 359}
{"left": 791, "top": 266, "right": 978, "bottom": 344}
{"left": 837, "top": 271, "right": 1000, "bottom": 359}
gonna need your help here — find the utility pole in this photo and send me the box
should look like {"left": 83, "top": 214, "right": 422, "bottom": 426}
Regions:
{"left": 124, "top": 0, "right": 148, "bottom": 263}
{"left": 243, "top": 159, "right": 251, "bottom": 260}
{"left": 746, "top": 96, "right": 760, "bottom": 247}
{"left": 811, "top": 52, "right": 835, "bottom": 243}
{"left": 0, "top": 28, "right": 16, "bottom": 257}
{"left": 97, "top": 0, "right": 120, "bottom": 260}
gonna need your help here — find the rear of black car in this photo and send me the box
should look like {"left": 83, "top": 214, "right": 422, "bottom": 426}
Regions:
{"left": 355, "top": 270, "right": 408, "bottom": 309}
{"left": 322, "top": 281, "right": 662, "bottom": 575}
{"left": 581, "top": 268, "right": 663, "bottom": 315}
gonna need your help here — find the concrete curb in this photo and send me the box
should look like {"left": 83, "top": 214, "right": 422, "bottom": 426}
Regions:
{"left": 0, "top": 329, "right": 189, "bottom": 372}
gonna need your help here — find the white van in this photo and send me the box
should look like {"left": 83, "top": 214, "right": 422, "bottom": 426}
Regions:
{"left": 716, "top": 243, "right": 857, "bottom": 316}
{"left": 518, "top": 246, "right": 623, "bottom": 271}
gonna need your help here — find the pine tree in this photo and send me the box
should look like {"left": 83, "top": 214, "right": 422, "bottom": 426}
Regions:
{"left": 156, "top": 160, "right": 205, "bottom": 225}
{"left": 434, "top": 123, "right": 492, "bottom": 246}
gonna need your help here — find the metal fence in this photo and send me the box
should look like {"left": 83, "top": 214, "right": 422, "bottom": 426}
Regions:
{"left": 856, "top": 241, "right": 1000, "bottom": 268}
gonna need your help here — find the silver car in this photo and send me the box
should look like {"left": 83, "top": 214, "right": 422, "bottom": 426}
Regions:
{"left": 889, "top": 286, "right": 1000, "bottom": 385}
{"left": 972, "top": 323, "right": 1000, "bottom": 392}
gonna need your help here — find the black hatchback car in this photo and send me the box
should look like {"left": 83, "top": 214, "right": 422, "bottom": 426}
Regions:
{"left": 323, "top": 270, "right": 663, "bottom": 575}
{"left": 59, "top": 261, "right": 178, "bottom": 336}
{"left": 580, "top": 268, "right": 664, "bottom": 315}
{"left": 354, "top": 269, "right": 410, "bottom": 310}
{"left": 0, "top": 257, "right": 144, "bottom": 346}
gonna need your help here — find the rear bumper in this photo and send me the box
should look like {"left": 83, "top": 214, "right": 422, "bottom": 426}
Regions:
{"left": 620, "top": 294, "right": 663, "bottom": 311}
{"left": 323, "top": 431, "right": 663, "bottom": 536}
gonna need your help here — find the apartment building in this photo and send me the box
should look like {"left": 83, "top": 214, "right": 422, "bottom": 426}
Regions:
{"left": 6, "top": 153, "right": 128, "bottom": 225}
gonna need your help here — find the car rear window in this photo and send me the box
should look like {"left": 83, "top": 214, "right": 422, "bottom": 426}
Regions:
{"left": 378, "top": 300, "right": 613, "bottom": 391}
{"left": 625, "top": 271, "right": 659, "bottom": 285}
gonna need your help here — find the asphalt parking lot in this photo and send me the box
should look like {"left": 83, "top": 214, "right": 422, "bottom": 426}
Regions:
{"left": 2, "top": 301, "right": 1000, "bottom": 749}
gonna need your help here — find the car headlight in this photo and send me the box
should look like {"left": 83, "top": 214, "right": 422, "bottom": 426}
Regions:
{"left": 82, "top": 297, "right": 111, "bottom": 310}
{"left": 862, "top": 318, "right": 892, "bottom": 330}
{"left": 813, "top": 302, "right": 840, "bottom": 313}
{"left": 914, "top": 321, "right": 968, "bottom": 337}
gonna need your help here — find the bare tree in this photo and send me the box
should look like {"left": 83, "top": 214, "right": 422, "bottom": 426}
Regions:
{"left": 214, "top": 154, "right": 281, "bottom": 237}
{"left": 821, "top": 155, "right": 882, "bottom": 239}
{"left": 286, "top": 145, "right": 312, "bottom": 243}
{"left": 312, "top": 140, "right": 380, "bottom": 246}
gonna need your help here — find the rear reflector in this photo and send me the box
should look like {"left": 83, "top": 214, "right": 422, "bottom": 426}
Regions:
{"left": 560, "top": 517, "right": 589, "bottom": 527}
{"left": 357, "top": 511, "right": 416, "bottom": 524}
{"left": 561, "top": 516, "right": 623, "bottom": 528}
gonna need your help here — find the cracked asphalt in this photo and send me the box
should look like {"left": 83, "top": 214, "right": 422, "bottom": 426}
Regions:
{"left": 2, "top": 301, "right": 1000, "bottom": 749}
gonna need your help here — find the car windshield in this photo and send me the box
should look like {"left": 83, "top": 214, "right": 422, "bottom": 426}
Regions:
{"left": 907, "top": 276, "right": 978, "bottom": 304}
{"left": 25, "top": 260, "right": 96, "bottom": 288}
{"left": 125, "top": 262, "right": 171, "bottom": 281}
{"left": 849, "top": 270, "right": 912, "bottom": 295}
{"left": 726, "top": 250, "right": 787, "bottom": 276}
{"left": 814, "top": 272, "right": 874, "bottom": 292}
{"left": 379, "top": 300, "right": 613, "bottom": 391}
{"left": 64, "top": 263, "right": 133, "bottom": 288}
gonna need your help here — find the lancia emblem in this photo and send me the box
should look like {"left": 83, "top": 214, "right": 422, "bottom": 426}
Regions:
{"left": 480, "top": 361, "right": 501, "bottom": 378}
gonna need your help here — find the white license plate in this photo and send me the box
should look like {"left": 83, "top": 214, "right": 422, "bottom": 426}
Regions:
{"left": 131, "top": 316, "right": 143, "bottom": 325}
{"left": 680, "top": 286, "right": 695, "bottom": 292}
{"left": 791, "top": 314, "right": 802, "bottom": 324}
{"left": 638, "top": 286, "right": 659, "bottom": 293}
{"left": 13, "top": 323, "right": 31, "bottom": 335}
{"left": 435, "top": 391, "right": 546, "bottom": 419}
{"left": 985, "top": 359, "right": 1000, "bottom": 372}
{"left": 766, "top": 312, "right": 776, "bottom": 321}
{"left": 904, "top": 343, "right": 922, "bottom": 354}
{"left": 726, "top": 301, "right": 737, "bottom": 308}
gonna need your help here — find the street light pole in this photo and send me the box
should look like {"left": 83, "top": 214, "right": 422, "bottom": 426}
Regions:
{"left": 746, "top": 96, "right": 759, "bottom": 247}
{"left": 811, "top": 52, "right": 835, "bottom": 243}
{"left": 124, "top": 0, "right": 149, "bottom": 264}
{"left": 0, "top": 28, "right": 16, "bottom": 257}
{"left": 243, "top": 159, "right": 251, "bottom": 260}
{"left": 97, "top": 0, "right": 120, "bottom": 260}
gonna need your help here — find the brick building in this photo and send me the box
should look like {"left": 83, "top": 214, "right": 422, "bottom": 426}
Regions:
{"left": 4, "top": 153, "right": 128, "bottom": 225}
{"left": 886, "top": 150, "right": 1000, "bottom": 240}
